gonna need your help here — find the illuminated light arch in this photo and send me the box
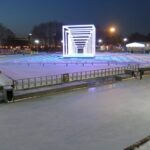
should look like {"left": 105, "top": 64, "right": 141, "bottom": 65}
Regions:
{"left": 62, "top": 25, "right": 96, "bottom": 57}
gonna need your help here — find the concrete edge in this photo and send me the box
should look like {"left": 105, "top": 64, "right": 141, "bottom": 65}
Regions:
{"left": 14, "top": 82, "right": 88, "bottom": 100}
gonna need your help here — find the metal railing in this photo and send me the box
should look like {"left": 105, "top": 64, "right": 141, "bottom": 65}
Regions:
{"left": 13, "top": 65, "right": 139, "bottom": 90}
{"left": 0, "top": 61, "right": 138, "bottom": 66}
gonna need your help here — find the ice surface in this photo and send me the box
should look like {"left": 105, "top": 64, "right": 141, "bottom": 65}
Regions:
{"left": 0, "top": 52, "right": 150, "bottom": 80}
{"left": 137, "top": 141, "right": 150, "bottom": 150}
{"left": 0, "top": 76, "right": 150, "bottom": 150}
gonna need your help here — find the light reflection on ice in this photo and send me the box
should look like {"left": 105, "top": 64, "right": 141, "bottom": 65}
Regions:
{"left": 88, "top": 87, "right": 97, "bottom": 93}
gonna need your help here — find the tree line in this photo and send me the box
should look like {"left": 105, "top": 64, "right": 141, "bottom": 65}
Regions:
{"left": 1, "top": 21, "right": 150, "bottom": 48}
{"left": 0, "top": 23, "right": 15, "bottom": 45}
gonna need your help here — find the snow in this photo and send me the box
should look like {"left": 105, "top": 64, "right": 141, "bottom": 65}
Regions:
{"left": 0, "top": 76, "right": 150, "bottom": 150}
{"left": 0, "top": 52, "right": 150, "bottom": 80}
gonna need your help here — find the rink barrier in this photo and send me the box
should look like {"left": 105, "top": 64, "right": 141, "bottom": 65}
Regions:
{"left": 0, "top": 61, "right": 139, "bottom": 66}
{"left": 13, "top": 65, "right": 139, "bottom": 90}
{"left": 124, "top": 135, "right": 150, "bottom": 150}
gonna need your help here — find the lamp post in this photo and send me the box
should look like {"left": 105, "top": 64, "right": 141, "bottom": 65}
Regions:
{"left": 123, "top": 38, "right": 128, "bottom": 51}
{"left": 34, "top": 39, "right": 40, "bottom": 44}
{"left": 109, "top": 27, "right": 116, "bottom": 34}
{"left": 98, "top": 39, "right": 103, "bottom": 44}
{"left": 28, "top": 33, "right": 32, "bottom": 50}
{"left": 108, "top": 26, "right": 117, "bottom": 46}
{"left": 98, "top": 39, "right": 103, "bottom": 50}
{"left": 34, "top": 39, "right": 40, "bottom": 53}
{"left": 123, "top": 38, "right": 128, "bottom": 43}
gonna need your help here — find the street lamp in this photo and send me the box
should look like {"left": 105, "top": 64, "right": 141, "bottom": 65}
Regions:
{"left": 123, "top": 38, "right": 128, "bottom": 42}
{"left": 98, "top": 39, "right": 103, "bottom": 44}
{"left": 108, "top": 26, "right": 118, "bottom": 45}
{"left": 28, "top": 33, "right": 32, "bottom": 49}
{"left": 98, "top": 39, "right": 103, "bottom": 50}
{"left": 122, "top": 38, "right": 128, "bottom": 51}
{"left": 109, "top": 27, "right": 116, "bottom": 33}
{"left": 34, "top": 39, "right": 40, "bottom": 53}
{"left": 34, "top": 39, "right": 40, "bottom": 44}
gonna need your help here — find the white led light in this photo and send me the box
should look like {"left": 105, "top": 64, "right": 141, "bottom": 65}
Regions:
{"left": 62, "top": 25, "right": 96, "bottom": 57}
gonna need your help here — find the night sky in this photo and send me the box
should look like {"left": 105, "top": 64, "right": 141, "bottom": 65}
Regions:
{"left": 0, "top": 0, "right": 150, "bottom": 36}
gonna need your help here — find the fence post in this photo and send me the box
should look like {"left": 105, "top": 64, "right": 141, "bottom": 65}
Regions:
{"left": 101, "top": 70, "right": 102, "bottom": 77}
{"left": 71, "top": 73, "right": 73, "bottom": 81}
{"left": 34, "top": 77, "right": 36, "bottom": 87}
{"left": 108, "top": 68, "right": 110, "bottom": 76}
{"left": 90, "top": 71, "right": 92, "bottom": 78}
{"left": 22, "top": 79, "right": 24, "bottom": 90}
{"left": 56, "top": 75, "right": 58, "bottom": 84}
{"left": 94, "top": 70, "right": 96, "bottom": 78}
{"left": 70, "top": 73, "right": 72, "bottom": 81}
{"left": 13, "top": 80, "right": 16, "bottom": 90}
{"left": 85, "top": 71, "right": 87, "bottom": 79}
{"left": 28, "top": 78, "right": 30, "bottom": 89}
{"left": 105, "top": 69, "right": 106, "bottom": 77}
{"left": 51, "top": 76, "right": 53, "bottom": 85}
{"left": 75, "top": 72, "right": 77, "bottom": 81}
{"left": 112, "top": 68, "right": 114, "bottom": 75}
{"left": 40, "top": 77, "right": 42, "bottom": 86}
{"left": 46, "top": 76, "right": 48, "bottom": 85}
{"left": 116, "top": 67, "right": 118, "bottom": 75}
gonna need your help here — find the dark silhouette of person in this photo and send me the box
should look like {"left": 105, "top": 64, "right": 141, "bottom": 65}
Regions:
{"left": 132, "top": 71, "right": 136, "bottom": 78}
{"left": 140, "top": 70, "right": 144, "bottom": 80}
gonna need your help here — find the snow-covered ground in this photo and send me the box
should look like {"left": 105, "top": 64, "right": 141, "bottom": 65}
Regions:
{"left": 0, "top": 52, "right": 150, "bottom": 80}
{"left": 0, "top": 76, "right": 150, "bottom": 150}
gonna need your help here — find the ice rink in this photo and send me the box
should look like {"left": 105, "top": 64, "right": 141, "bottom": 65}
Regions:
{"left": 0, "top": 76, "right": 150, "bottom": 150}
{"left": 0, "top": 52, "right": 150, "bottom": 80}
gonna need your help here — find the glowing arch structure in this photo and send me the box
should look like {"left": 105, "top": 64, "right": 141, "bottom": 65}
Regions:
{"left": 62, "top": 25, "right": 96, "bottom": 57}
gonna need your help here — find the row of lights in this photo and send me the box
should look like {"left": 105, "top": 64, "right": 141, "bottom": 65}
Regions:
{"left": 98, "top": 27, "right": 128, "bottom": 44}
{"left": 29, "top": 33, "right": 40, "bottom": 44}
{"left": 29, "top": 26, "right": 128, "bottom": 46}
{"left": 98, "top": 38, "right": 128, "bottom": 44}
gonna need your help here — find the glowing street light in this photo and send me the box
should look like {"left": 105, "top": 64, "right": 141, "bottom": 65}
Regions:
{"left": 98, "top": 39, "right": 103, "bottom": 43}
{"left": 28, "top": 33, "right": 33, "bottom": 49}
{"left": 98, "top": 39, "right": 103, "bottom": 51}
{"left": 109, "top": 27, "right": 116, "bottom": 33}
{"left": 34, "top": 39, "right": 40, "bottom": 44}
{"left": 123, "top": 38, "right": 128, "bottom": 42}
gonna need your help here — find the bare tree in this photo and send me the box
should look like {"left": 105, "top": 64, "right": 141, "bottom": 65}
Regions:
{"left": 0, "top": 23, "right": 15, "bottom": 45}
{"left": 32, "top": 21, "right": 63, "bottom": 48}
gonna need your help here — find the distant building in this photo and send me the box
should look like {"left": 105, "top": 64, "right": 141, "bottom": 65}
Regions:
{"left": 126, "top": 42, "right": 150, "bottom": 53}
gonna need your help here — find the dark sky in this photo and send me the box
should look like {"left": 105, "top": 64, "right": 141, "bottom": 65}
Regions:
{"left": 0, "top": 0, "right": 150, "bottom": 36}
